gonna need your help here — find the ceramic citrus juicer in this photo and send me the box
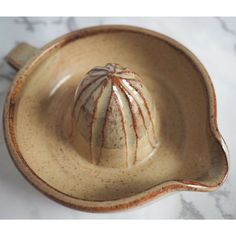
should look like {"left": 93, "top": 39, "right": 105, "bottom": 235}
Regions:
{"left": 3, "top": 25, "right": 228, "bottom": 212}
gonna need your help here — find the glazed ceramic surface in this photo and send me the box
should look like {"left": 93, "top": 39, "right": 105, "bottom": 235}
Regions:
{"left": 69, "top": 63, "right": 157, "bottom": 168}
{"left": 3, "top": 25, "right": 228, "bottom": 212}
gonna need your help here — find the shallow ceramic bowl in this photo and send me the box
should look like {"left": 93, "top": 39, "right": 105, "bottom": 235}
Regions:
{"left": 3, "top": 25, "right": 228, "bottom": 212}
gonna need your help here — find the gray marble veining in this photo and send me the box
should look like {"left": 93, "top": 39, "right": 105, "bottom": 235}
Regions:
{"left": 179, "top": 194, "right": 205, "bottom": 219}
{"left": 216, "top": 17, "right": 236, "bottom": 36}
{"left": 0, "top": 17, "right": 235, "bottom": 219}
{"left": 14, "top": 17, "right": 47, "bottom": 32}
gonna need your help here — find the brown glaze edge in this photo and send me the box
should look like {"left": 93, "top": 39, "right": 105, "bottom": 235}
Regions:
{"left": 90, "top": 79, "right": 109, "bottom": 164}
{"left": 113, "top": 89, "right": 129, "bottom": 167}
{"left": 3, "top": 25, "right": 229, "bottom": 212}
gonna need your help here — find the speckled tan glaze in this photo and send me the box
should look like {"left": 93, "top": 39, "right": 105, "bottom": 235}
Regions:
{"left": 3, "top": 25, "right": 229, "bottom": 212}
{"left": 68, "top": 63, "right": 158, "bottom": 168}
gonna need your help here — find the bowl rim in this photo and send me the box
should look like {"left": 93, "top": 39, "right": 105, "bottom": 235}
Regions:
{"left": 3, "top": 25, "right": 229, "bottom": 212}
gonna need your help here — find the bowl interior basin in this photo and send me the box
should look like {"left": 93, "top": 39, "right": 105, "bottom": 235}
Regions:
{"left": 12, "top": 28, "right": 227, "bottom": 201}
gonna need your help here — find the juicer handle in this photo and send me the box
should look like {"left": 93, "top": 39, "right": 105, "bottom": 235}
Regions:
{"left": 5, "top": 42, "right": 39, "bottom": 70}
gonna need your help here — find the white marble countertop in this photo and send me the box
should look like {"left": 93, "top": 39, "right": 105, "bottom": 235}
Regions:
{"left": 0, "top": 17, "right": 235, "bottom": 219}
